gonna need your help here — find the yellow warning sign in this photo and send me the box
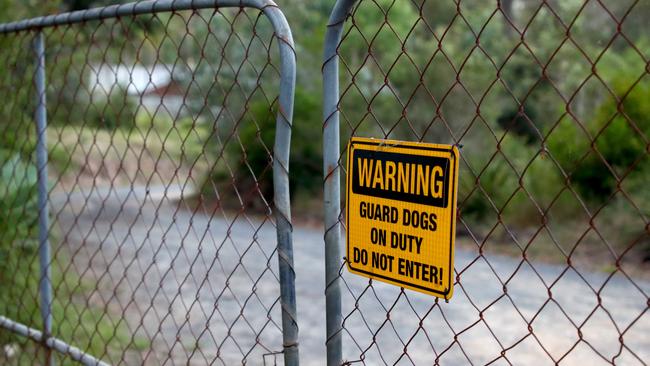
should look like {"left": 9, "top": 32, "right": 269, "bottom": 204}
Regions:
{"left": 346, "top": 137, "right": 459, "bottom": 299}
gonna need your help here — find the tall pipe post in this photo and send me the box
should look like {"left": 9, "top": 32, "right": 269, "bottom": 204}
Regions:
{"left": 34, "top": 30, "right": 54, "bottom": 366}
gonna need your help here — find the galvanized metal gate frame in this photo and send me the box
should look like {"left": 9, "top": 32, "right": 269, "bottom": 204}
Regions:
{"left": 0, "top": 1, "right": 298, "bottom": 365}
{"left": 322, "top": 1, "right": 358, "bottom": 365}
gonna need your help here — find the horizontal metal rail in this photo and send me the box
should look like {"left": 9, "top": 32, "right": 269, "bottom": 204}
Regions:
{"left": 0, "top": 316, "right": 110, "bottom": 366}
{"left": 0, "top": 0, "right": 280, "bottom": 33}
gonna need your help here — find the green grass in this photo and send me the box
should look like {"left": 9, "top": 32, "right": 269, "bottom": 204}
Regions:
{"left": 0, "top": 151, "right": 148, "bottom": 364}
{"left": 1, "top": 114, "right": 212, "bottom": 363}
{"left": 1, "top": 245, "right": 150, "bottom": 365}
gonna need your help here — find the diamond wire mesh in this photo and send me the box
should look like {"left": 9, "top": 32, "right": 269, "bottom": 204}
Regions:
{"left": 327, "top": 0, "right": 649, "bottom": 364}
{"left": 0, "top": 6, "right": 293, "bottom": 365}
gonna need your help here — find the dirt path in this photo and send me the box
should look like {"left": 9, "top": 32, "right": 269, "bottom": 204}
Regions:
{"left": 51, "top": 185, "right": 650, "bottom": 365}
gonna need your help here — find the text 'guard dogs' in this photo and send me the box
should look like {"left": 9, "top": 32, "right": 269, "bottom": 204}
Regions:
{"left": 346, "top": 137, "right": 459, "bottom": 299}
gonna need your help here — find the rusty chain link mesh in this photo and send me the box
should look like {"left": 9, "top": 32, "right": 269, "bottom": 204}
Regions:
{"left": 0, "top": 4, "right": 295, "bottom": 365}
{"left": 325, "top": 0, "right": 649, "bottom": 364}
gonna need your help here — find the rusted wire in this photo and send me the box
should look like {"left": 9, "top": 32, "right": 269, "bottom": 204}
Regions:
{"left": 0, "top": 2, "right": 297, "bottom": 365}
{"left": 323, "top": 0, "right": 649, "bottom": 364}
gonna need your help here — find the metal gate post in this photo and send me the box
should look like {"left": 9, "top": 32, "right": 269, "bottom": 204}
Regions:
{"left": 34, "top": 30, "right": 54, "bottom": 366}
{"left": 264, "top": 3, "right": 299, "bottom": 365}
{"left": 322, "top": 1, "right": 359, "bottom": 365}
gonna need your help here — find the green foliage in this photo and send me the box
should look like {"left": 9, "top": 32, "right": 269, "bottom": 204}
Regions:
{"left": 92, "top": 89, "right": 137, "bottom": 130}
{"left": 285, "top": 90, "right": 323, "bottom": 196}
{"left": 0, "top": 151, "right": 137, "bottom": 364}
{"left": 0, "top": 37, "right": 36, "bottom": 156}
{"left": 593, "top": 84, "right": 650, "bottom": 167}
{"left": 0, "top": 151, "right": 39, "bottom": 348}
{"left": 347, "top": 0, "right": 420, "bottom": 61}
{"left": 201, "top": 88, "right": 322, "bottom": 209}
{"left": 54, "top": 87, "right": 138, "bottom": 130}
{"left": 0, "top": 151, "right": 39, "bottom": 255}
{"left": 229, "top": 99, "right": 276, "bottom": 209}
{"left": 549, "top": 68, "right": 650, "bottom": 200}
{"left": 459, "top": 135, "right": 566, "bottom": 227}
{"left": 625, "top": 169, "right": 650, "bottom": 217}
{"left": 0, "top": 0, "right": 61, "bottom": 22}
{"left": 135, "top": 113, "right": 213, "bottom": 164}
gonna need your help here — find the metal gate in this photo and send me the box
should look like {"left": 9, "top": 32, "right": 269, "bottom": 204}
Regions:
{"left": 2, "top": 0, "right": 649, "bottom": 365}
{"left": 322, "top": 0, "right": 649, "bottom": 365}
{"left": 0, "top": 0, "right": 297, "bottom": 364}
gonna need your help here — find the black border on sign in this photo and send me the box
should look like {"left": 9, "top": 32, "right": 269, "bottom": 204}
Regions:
{"left": 346, "top": 138, "right": 457, "bottom": 297}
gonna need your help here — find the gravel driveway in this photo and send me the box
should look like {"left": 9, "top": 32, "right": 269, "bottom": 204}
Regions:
{"left": 51, "top": 185, "right": 650, "bottom": 365}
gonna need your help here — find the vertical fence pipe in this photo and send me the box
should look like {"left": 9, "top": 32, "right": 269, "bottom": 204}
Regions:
{"left": 322, "top": 1, "right": 358, "bottom": 365}
{"left": 34, "top": 30, "right": 54, "bottom": 366}
{"left": 263, "top": 4, "right": 299, "bottom": 365}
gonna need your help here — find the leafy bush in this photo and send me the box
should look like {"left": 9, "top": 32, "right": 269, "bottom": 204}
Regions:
{"left": 0, "top": 151, "right": 39, "bottom": 256}
{"left": 0, "top": 151, "right": 40, "bottom": 347}
{"left": 548, "top": 75, "right": 650, "bottom": 200}
{"left": 459, "top": 135, "right": 567, "bottom": 228}
{"left": 83, "top": 88, "right": 138, "bottom": 130}
{"left": 50, "top": 86, "right": 138, "bottom": 130}
{"left": 0, "top": 150, "right": 139, "bottom": 363}
{"left": 200, "top": 88, "right": 322, "bottom": 210}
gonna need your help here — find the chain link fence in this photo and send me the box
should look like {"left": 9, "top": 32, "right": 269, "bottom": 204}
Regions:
{"left": 323, "top": 0, "right": 649, "bottom": 365}
{"left": 1, "top": 0, "right": 649, "bottom": 365}
{"left": 0, "top": 1, "right": 297, "bottom": 365}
